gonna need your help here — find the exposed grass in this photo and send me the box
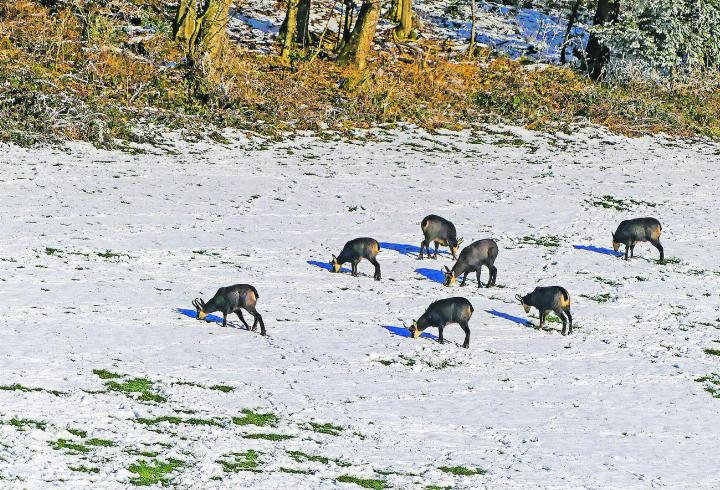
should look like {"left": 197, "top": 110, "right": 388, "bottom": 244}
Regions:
{"left": 438, "top": 465, "right": 487, "bottom": 476}
{"left": 67, "top": 428, "right": 87, "bottom": 438}
{"left": 336, "top": 475, "right": 387, "bottom": 489}
{"left": 49, "top": 439, "right": 91, "bottom": 454}
{"left": 128, "top": 458, "right": 184, "bottom": 486}
{"left": 286, "top": 450, "right": 350, "bottom": 466}
{"left": 0, "top": 383, "right": 65, "bottom": 396}
{"left": 103, "top": 377, "right": 166, "bottom": 403}
{"left": 307, "top": 421, "right": 343, "bottom": 436}
{"left": 704, "top": 348, "right": 720, "bottom": 356}
{"left": 92, "top": 369, "right": 123, "bottom": 379}
{"left": 217, "top": 450, "right": 261, "bottom": 473}
{"left": 518, "top": 235, "right": 561, "bottom": 248}
{"left": 135, "top": 415, "right": 223, "bottom": 427}
{"left": 209, "top": 384, "right": 234, "bottom": 393}
{"left": 587, "top": 195, "right": 656, "bottom": 212}
{"left": 86, "top": 438, "right": 115, "bottom": 447}
{"left": 580, "top": 293, "right": 613, "bottom": 303}
{"left": 695, "top": 373, "right": 720, "bottom": 398}
{"left": 232, "top": 409, "right": 278, "bottom": 427}
{"left": 68, "top": 465, "right": 100, "bottom": 474}
{"left": 5, "top": 418, "right": 47, "bottom": 431}
{"left": 242, "top": 433, "right": 294, "bottom": 441}
{"left": 280, "top": 467, "right": 313, "bottom": 474}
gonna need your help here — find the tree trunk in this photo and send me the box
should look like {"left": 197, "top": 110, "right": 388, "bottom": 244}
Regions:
{"left": 468, "top": 0, "right": 477, "bottom": 54}
{"left": 296, "top": 0, "right": 312, "bottom": 47}
{"left": 560, "top": 0, "right": 582, "bottom": 64}
{"left": 394, "top": 0, "right": 413, "bottom": 39}
{"left": 173, "top": 0, "right": 231, "bottom": 75}
{"left": 388, "top": 0, "right": 401, "bottom": 22}
{"left": 337, "top": 0, "right": 380, "bottom": 70}
{"left": 585, "top": 0, "right": 618, "bottom": 79}
{"left": 281, "top": 0, "right": 299, "bottom": 59}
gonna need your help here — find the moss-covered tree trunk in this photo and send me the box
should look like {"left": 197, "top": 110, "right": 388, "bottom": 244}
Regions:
{"left": 173, "top": 0, "right": 231, "bottom": 71}
{"left": 468, "top": 0, "right": 477, "bottom": 54}
{"left": 281, "top": 0, "right": 299, "bottom": 59}
{"left": 394, "top": 0, "right": 413, "bottom": 39}
{"left": 337, "top": 0, "right": 379, "bottom": 70}
{"left": 387, "top": 0, "right": 401, "bottom": 22}
{"left": 296, "top": 0, "right": 312, "bottom": 47}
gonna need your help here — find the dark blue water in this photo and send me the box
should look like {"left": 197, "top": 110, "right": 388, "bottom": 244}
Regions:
{"left": 573, "top": 244, "right": 624, "bottom": 257}
{"left": 383, "top": 325, "right": 439, "bottom": 341}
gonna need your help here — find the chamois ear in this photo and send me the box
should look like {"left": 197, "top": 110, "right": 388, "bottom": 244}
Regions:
{"left": 332, "top": 254, "right": 337, "bottom": 261}
{"left": 443, "top": 266, "right": 451, "bottom": 273}
{"left": 457, "top": 237, "right": 464, "bottom": 245}
{"left": 515, "top": 294, "right": 523, "bottom": 303}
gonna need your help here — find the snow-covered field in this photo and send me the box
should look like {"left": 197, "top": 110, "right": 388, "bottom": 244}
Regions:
{"left": 1, "top": 125, "right": 720, "bottom": 488}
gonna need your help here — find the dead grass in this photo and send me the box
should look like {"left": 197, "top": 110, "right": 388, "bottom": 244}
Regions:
{"left": 2, "top": 1, "right": 720, "bottom": 147}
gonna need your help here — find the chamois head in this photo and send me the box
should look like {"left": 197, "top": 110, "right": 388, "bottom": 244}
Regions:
{"left": 442, "top": 266, "right": 457, "bottom": 287}
{"left": 448, "top": 237, "right": 464, "bottom": 259}
{"left": 405, "top": 320, "right": 423, "bottom": 339}
{"left": 515, "top": 293, "right": 531, "bottom": 314}
{"left": 329, "top": 254, "right": 341, "bottom": 273}
{"left": 192, "top": 298, "right": 208, "bottom": 321}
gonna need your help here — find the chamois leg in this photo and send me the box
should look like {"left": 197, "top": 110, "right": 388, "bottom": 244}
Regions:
{"left": 554, "top": 308, "right": 568, "bottom": 336}
{"left": 630, "top": 242, "right": 636, "bottom": 258}
{"left": 460, "top": 321, "right": 470, "bottom": 348}
{"left": 565, "top": 309, "right": 573, "bottom": 334}
{"left": 369, "top": 257, "right": 381, "bottom": 281}
{"left": 438, "top": 325, "right": 444, "bottom": 344}
{"left": 650, "top": 239, "right": 664, "bottom": 262}
{"left": 489, "top": 265, "right": 498, "bottom": 286}
{"left": 433, "top": 241, "right": 440, "bottom": 259}
{"left": 247, "top": 306, "right": 266, "bottom": 336}
{"left": 624, "top": 240, "right": 631, "bottom": 261}
{"left": 221, "top": 312, "right": 227, "bottom": 328}
{"left": 419, "top": 240, "right": 426, "bottom": 260}
{"left": 460, "top": 272, "right": 468, "bottom": 286}
{"left": 236, "top": 310, "right": 251, "bottom": 330}
{"left": 538, "top": 311, "right": 545, "bottom": 330}
{"left": 351, "top": 260, "right": 359, "bottom": 277}
{"left": 476, "top": 267, "right": 482, "bottom": 288}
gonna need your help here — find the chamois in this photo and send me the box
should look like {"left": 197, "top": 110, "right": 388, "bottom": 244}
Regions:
{"left": 408, "top": 297, "right": 474, "bottom": 348}
{"left": 612, "top": 217, "right": 664, "bottom": 261}
{"left": 330, "top": 237, "right": 381, "bottom": 280}
{"left": 443, "top": 238, "right": 498, "bottom": 288}
{"left": 516, "top": 286, "right": 572, "bottom": 335}
{"left": 193, "top": 284, "right": 266, "bottom": 335}
{"left": 419, "top": 214, "right": 463, "bottom": 260}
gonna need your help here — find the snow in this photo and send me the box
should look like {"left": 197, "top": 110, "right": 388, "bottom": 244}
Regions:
{"left": 1, "top": 124, "right": 720, "bottom": 488}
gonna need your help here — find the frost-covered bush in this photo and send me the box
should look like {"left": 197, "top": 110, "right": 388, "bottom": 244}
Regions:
{"left": 594, "top": 0, "right": 720, "bottom": 80}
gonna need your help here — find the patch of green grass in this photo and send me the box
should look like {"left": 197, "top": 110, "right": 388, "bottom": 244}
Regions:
{"left": 6, "top": 418, "right": 47, "bottom": 431}
{"left": 128, "top": 458, "right": 184, "bottom": 486}
{"left": 588, "top": 195, "right": 656, "bottom": 211}
{"left": 209, "top": 384, "right": 234, "bottom": 393}
{"left": 580, "top": 293, "right": 613, "bottom": 303}
{"left": 69, "top": 465, "right": 100, "bottom": 474}
{"left": 217, "top": 450, "right": 261, "bottom": 473}
{"left": 280, "top": 467, "right": 313, "bottom": 474}
{"left": 105, "top": 377, "right": 166, "bottom": 403}
{"left": 704, "top": 348, "right": 720, "bottom": 356}
{"left": 86, "top": 438, "right": 115, "bottom": 447}
{"left": 242, "top": 433, "right": 294, "bottom": 441}
{"left": 307, "top": 421, "right": 343, "bottom": 436}
{"left": 518, "top": 235, "right": 561, "bottom": 248}
{"left": 336, "top": 475, "right": 387, "bottom": 489}
{"left": 97, "top": 250, "right": 122, "bottom": 259}
{"left": 398, "top": 354, "right": 416, "bottom": 367}
{"left": 0, "top": 384, "right": 65, "bottom": 396}
{"left": 232, "top": 409, "right": 278, "bottom": 427}
{"left": 438, "top": 465, "right": 487, "bottom": 476}
{"left": 695, "top": 373, "right": 720, "bottom": 398}
{"left": 93, "top": 369, "right": 123, "bottom": 379}
{"left": 135, "top": 416, "right": 222, "bottom": 427}
{"left": 45, "top": 247, "right": 62, "bottom": 255}
{"left": 658, "top": 256, "right": 681, "bottom": 265}
{"left": 595, "top": 276, "right": 621, "bottom": 287}
{"left": 125, "top": 448, "right": 161, "bottom": 458}
{"left": 49, "top": 439, "right": 91, "bottom": 454}
{"left": 425, "top": 486, "right": 452, "bottom": 490}
{"left": 67, "top": 428, "right": 87, "bottom": 438}
{"left": 286, "top": 450, "right": 351, "bottom": 467}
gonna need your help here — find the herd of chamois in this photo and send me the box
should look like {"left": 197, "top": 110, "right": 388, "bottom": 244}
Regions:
{"left": 192, "top": 215, "right": 664, "bottom": 348}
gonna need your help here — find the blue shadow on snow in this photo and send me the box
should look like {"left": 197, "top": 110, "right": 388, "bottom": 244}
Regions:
{"left": 415, "top": 268, "right": 446, "bottom": 284}
{"left": 383, "top": 325, "right": 438, "bottom": 341}
{"left": 380, "top": 242, "right": 450, "bottom": 257}
{"left": 573, "top": 244, "right": 624, "bottom": 257}
{"left": 307, "top": 260, "right": 352, "bottom": 274}
{"left": 177, "top": 308, "right": 224, "bottom": 324}
{"left": 486, "top": 309, "right": 534, "bottom": 328}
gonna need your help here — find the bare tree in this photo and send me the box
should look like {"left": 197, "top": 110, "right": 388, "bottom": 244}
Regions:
{"left": 337, "top": 0, "right": 380, "bottom": 70}
{"left": 173, "top": 0, "right": 232, "bottom": 72}
{"left": 394, "top": 0, "right": 413, "bottom": 39}
{"left": 585, "top": 0, "right": 619, "bottom": 79}
{"left": 560, "top": 0, "right": 582, "bottom": 64}
{"left": 281, "top": 0, "right": 299, "bottom": 59}
{"left": 468, "top": 0, "right": 477, "bottom": 55}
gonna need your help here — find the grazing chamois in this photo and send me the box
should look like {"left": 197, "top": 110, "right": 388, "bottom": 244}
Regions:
{"left": 443, "top": 238, "right": 498, "bottom": 288}
{"left": 193, "top": 284, "right": 266, "bottom": 335}
{"left": 419, "top": 214, "right": 463, "bottom": 260}
{"left": 516, "top": 286, "right": 572, "bottom": 335}
{"left": 408, "top": 297, "right": 474, "bottom": 348}
{"left": 330, "top": 237, "right": 381, "bottom": 280}
{"left": 612, "top": 217, "right": 664, "bottom": 261}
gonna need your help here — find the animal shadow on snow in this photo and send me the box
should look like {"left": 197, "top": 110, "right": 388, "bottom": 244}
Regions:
{"left": 307, "top": 260, "right": 352, "bottom": 274}
{"left": 380, "top": 242, "right": 450, "bottom": 258}
{"left": 486, "top": 309, "right": 566, "bottom": 334}
{"left": 383, "top": 325, "right": 439, "bottom": 341}
{"left": 176, "top": 308, "right": 249, "bottom": 331}
{"left": 416, "top": 268, "right": 482, "bottom": 286}
{"left": 573, "top": 244, "right": 624, "bottom": 257}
